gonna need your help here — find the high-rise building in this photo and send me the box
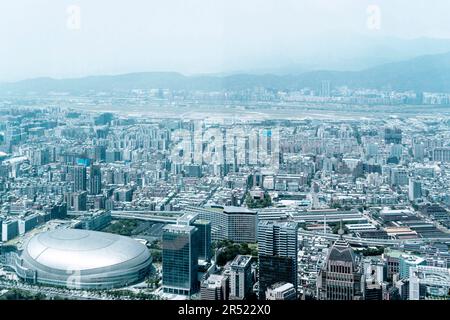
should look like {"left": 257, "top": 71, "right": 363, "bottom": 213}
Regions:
{"left": 363, "top": 258, "right": 385, "bottom": 300}
{"left": 229, "top": 255, "right": 253, "bottom": 300}
{"left": 89, "top": 165, "right": 102, "bottom": 195}
{"left": 364, "top": 281, "right": 383, "bottom": 300}
{"left": 413, "top": 142, "right": 425, "bottom": 162}
{"left": 192, "top": 219, "right": 212, "bottom": 262}
{"left": 317, "top": 237, "right": 364, "bottom": 300}
{"left": 200, "top": 274, "right": 229, "bottom": 300}
{"left": 162, "top": 224, "right": 199, "bottom": 296}
{"left": 73, "top": 191, "right": 88, "bottom": 211}
{"left": 177, "top": 212, "right": 212, "bottom": 263}
{"left": 93, "top": 145, "right": 106, "bottom": 162}
{"left": 408, "top": 178, "right": 422, "bottom": 201}
{"left": 71, "top": 165, "right": 87, "bottom": 192}
{"left": 257, "top": 221, "right": 299, "bottom": 300}
{"left": 2, "top": 219, "right": 19, "bottom": 242}
{"left": 432, "top": 147, "right": 450, "bottom": 163}
{"left": 399, "top": 254, "right": 426, "bottom": 279}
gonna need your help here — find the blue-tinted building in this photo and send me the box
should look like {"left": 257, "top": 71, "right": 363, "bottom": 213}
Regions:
{"left": 162, "top": 224, "right": 199, "bottom": 296}
{"left": 192, "top": 219, "right": 212, "bottom": 262}
{"left": 399, "top": 254, "right": 426, "bottom": 279}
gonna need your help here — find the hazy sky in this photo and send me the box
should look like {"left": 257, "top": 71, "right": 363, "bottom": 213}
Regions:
{"left": 1, "top": 0, "right": 450, "bottom": 81}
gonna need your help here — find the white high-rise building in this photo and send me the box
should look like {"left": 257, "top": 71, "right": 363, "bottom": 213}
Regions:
{"left": 229, "top": 255, "right": 253, "bottom": 300}
{"left": 408, "top": 178, "right": 422, "bottom": 201}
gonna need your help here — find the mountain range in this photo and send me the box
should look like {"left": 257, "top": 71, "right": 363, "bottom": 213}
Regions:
{"left": 1, "top": 51, "right": 450, "bottom": 94}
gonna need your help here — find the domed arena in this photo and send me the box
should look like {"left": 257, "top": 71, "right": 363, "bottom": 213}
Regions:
{"left": 14, "top": 229, "right": 152, "bottom": 289}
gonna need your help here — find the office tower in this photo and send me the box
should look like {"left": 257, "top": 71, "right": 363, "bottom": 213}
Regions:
{"left": 258, "top": 221, "right": 299, "bottom": 300}
{"left": 399, "top": 254, "right": 426, "bottom": 279}
{"left": 408, "top": 178, "right": 422, "bottom": 201}
{"left": 177, "top": 212, "right": 212, "bottom": 262}
{"left": 200, "top": 274, "right": 229, "bottom": 300}
{"left": 317, "top": 237, "right": 364, "bottom": 300}
{"left": 223, "top": 206, "right": 257, "bottom": 243}
{"left": 384, "top": 127, "right": 402, "bottom": 144}
{"left": 71, "top": 165, "right": 87, "bottom": 192}
{"left": 265, "top": 282, "right": 297, "bottom": 300}
{"left": 192, "top": 219, "right": 212, "bottom": 262}
{"left": 364, "top": 258, "right": 385, "bottom": 284}
{"left": 363, "top": 258, "right": 385, "bottom": 300}
{"left": 229, "top": 255, "right": 253, "bottom": 300}
{"left": 162, "top": 224, "right": 199, "bottom": 296}
{"left": 384, "top": 249, "right": 402, "bottom": 281}
{"left": 89, "top": 165, "right": 102, "bottom": 195}
{"left": 364, "top": 281, "right": 383, "bottom": 300}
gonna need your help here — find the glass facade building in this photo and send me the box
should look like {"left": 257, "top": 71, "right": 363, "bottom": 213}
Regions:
{"left": 257, "top": 221, "right": 299, "bottom": 299}
{"left": 162, "top": 224, "right": 199, "bottom": 296}
{"left": 192, "top": 219, "right": 212, "bottom": 262}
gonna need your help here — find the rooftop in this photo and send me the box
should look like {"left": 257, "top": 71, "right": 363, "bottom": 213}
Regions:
{"left": 230, "top": 254, "right": 252, "bottom": 268}
{"left": 223, "top": 206, "right": 257, "bottom": 215}
{"left": 268, "top": 282, "right": 294, "bottom": 292}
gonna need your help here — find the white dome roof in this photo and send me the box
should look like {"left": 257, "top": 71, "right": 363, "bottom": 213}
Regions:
{"left": 18, "top": 229, "right": 152, "bottom": 289}
{"left": 25, "top": 229, "right": 146, "bottom": 271}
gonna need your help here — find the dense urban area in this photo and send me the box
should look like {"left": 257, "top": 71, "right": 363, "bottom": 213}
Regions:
{"left": 0, "top": 85, "right": 449, "bottom": 301}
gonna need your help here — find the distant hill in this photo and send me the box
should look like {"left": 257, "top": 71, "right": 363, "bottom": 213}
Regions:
{"left": 1, "top": 52, "right": 450, "bottom": 94}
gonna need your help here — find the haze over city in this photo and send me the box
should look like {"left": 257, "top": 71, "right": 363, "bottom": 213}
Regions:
{"left": 2, "top": 0, "right": 450, "bottom": 81}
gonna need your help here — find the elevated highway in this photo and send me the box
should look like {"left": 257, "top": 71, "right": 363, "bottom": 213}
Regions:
{"left": 298, "top": 229, "right": 450, "bottom": 246}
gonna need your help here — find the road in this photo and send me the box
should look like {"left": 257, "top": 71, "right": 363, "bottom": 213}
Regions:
{"left": 0, "top": 280, "right": 102, "bottom": 300}
{"left": 298, "top": 230, "right": 450, "bottom": 246}
{"left": 111, "top": 211, "right": 179, "bottom": 223}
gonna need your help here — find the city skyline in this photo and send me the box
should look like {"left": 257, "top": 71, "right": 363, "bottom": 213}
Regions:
{"left": 0, "top": 0, "right": 449, "bottom": 306}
